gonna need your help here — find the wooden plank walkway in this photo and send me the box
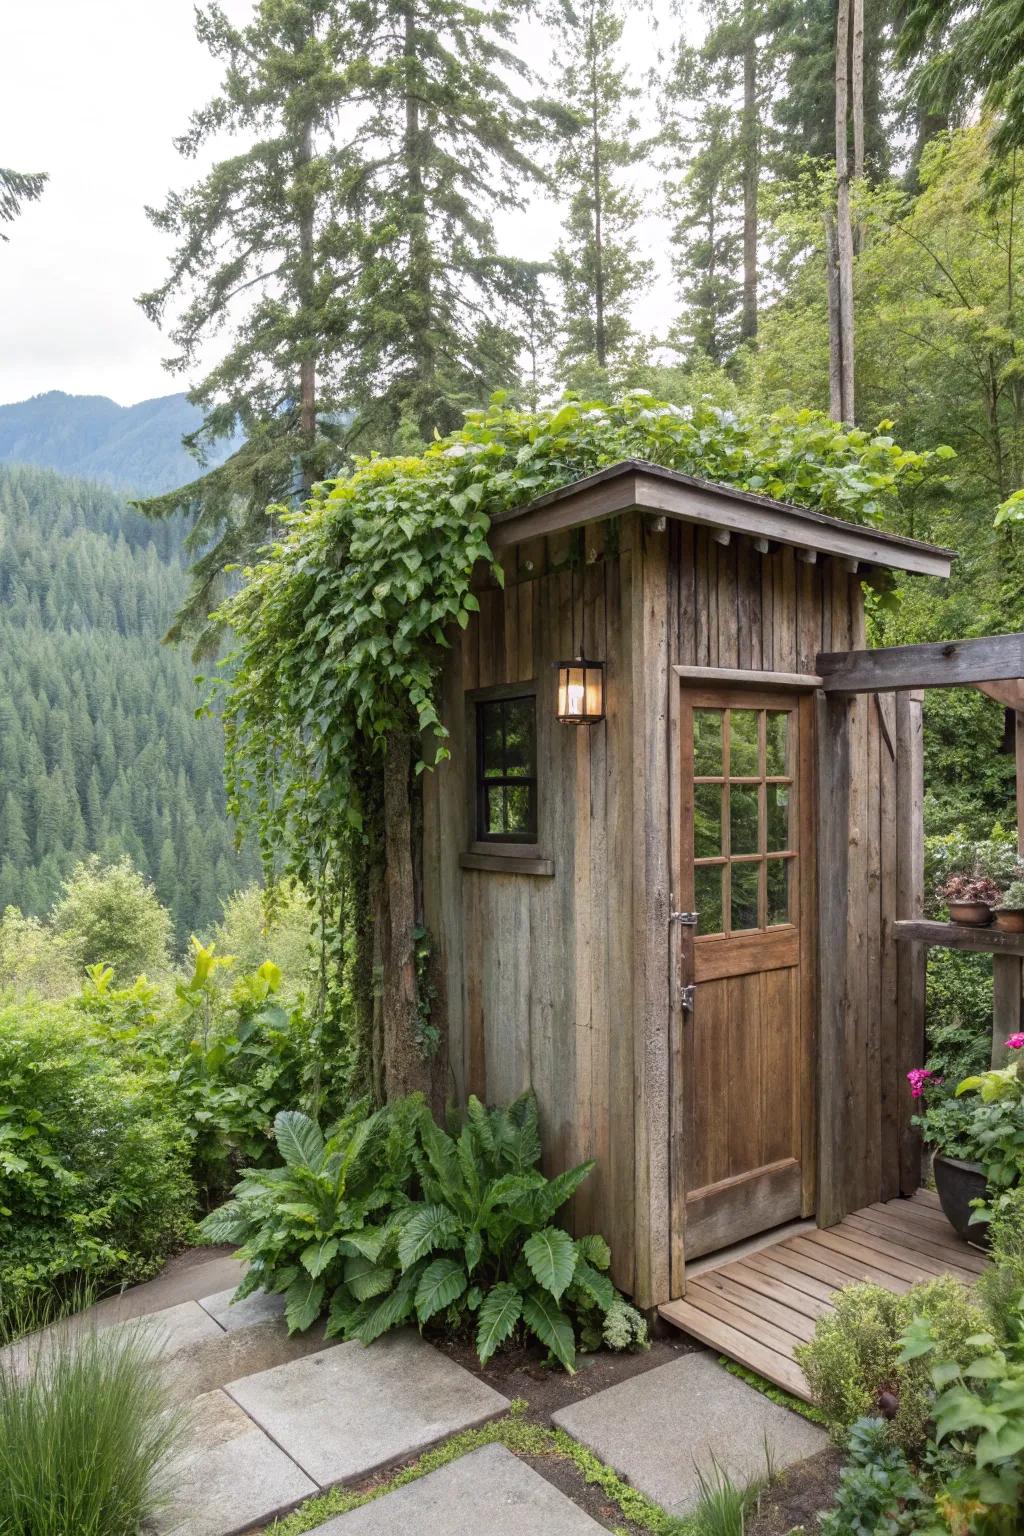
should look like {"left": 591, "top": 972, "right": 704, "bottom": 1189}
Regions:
{"left": 658, "top": 1190, "right": 990, "bottom": 1401}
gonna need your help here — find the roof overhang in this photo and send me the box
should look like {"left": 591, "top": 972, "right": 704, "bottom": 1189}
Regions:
{"left": 488, "top": 460, "right": 955, "bottom": 579}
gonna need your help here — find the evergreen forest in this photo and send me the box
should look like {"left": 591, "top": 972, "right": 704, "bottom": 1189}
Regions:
{"left": 0, "top": 463, "right": 260, "bottom": 943}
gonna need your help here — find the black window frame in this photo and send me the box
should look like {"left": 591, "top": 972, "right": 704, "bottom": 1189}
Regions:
{"left": 474, "top": 693, "right": 539, "bottom": 844}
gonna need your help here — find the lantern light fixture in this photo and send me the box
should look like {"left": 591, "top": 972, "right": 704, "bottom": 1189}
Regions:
{"left": 554, "top": 545, "right": 606, "bottom": 724}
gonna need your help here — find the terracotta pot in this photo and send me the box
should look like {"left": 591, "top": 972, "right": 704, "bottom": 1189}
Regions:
{"left": 994, "top": 907, "right": 1024, "bottom": 934}
{"left": 933, "top": 1154, "right": 990, "bottom": 1247}
{"left": 947, "top": 901, "right": 993, "bottom": 927}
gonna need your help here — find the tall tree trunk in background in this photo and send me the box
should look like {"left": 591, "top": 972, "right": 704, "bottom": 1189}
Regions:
{"left": 833, "top": 0, "right": 855, "bottom": 423}
{"left": 403, "top": 3, "right": 435, "bottom": 438}
{"left": 851, "top": 0, "right": 865, "bottom": 254}
{"left": 297, "top": 114, "right": 317, "bottom": 488}
{"left": 590, "top": 30, "right": 607, "bottom": 368}
{"left": 381, "top": 729, "right": 431, "bottom": 1101}
{"left": 740, "top": 10, "right": 759, "bottom": 342}
{"left": 825, "top": 213, "right": 843, "bottom": 419}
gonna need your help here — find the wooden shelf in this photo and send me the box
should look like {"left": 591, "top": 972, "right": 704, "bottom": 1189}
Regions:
{"left": 892, "top": 919, "right": 1024, "bottom": 956}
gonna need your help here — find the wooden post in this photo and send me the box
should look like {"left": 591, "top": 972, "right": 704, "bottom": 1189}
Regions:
{"left": 992, "top": 708, "right": 1024, "bottom": 1066}
{"left": 895, "top": 691, "right": 925, "bottom": 1192}
{"left": 816, "top": 690, "right": 852, "bottom": 1227}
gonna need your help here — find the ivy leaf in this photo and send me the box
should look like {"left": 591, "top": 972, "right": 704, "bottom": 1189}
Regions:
{"left": 415, "top": 1257, "right": 467, "bottom": 1323}
{"left": 523, "top": 1227, "right": 577, "bottom": 1301}
{"left": 476, "top": 1283, "right": 522, "bottom": 1364}
{"left": 522, "top": 1289, "right": 576, "bottom": 1372}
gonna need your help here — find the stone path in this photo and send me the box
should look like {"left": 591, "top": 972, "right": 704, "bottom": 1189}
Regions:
{"left": 307, "top": 1444, "right": 607, "bottom": 1534}
{"left": 552, "top": 1350, "right": 827, "bottom": 1517}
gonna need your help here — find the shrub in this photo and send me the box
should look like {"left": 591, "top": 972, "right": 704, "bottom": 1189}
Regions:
{"left": 0, "top": 1318, "right": 184, "bottom": 1535}
{"left": 212, "top": 883, "right": 316, "bottom": 987}
{"left": 924, "top": 947, "right": 992, "bottom": 1085}
{"left": 202, "top": 1092, "right": 647, "bottom": 1371}
{"left": 796, "top": 1278, "right": 991, "bottom": 1457}
{"left": 819, "top": 1417, "right": 931, "bottom": 1535}
{"left": 978, "top": 1186, "right": 1024, "bottom": 1345}
{"left": 50, "top": 855, "right": 172, "bottom": 982}
{"left": 0, "top": 1001, "right": 193, "bottom": 1327}
{"left": 0, "top": 906, "right": 78, "bottom": 1000}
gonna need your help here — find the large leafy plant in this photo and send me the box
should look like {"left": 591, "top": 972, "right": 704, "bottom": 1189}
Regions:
{"left": 202, "top": 1091, "right": 646, "bottom": 1370}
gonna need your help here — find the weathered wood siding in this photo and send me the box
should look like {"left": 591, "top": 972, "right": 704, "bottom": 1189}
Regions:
{"left": 422, "top": 513, "right": 924, "bottom": 1308}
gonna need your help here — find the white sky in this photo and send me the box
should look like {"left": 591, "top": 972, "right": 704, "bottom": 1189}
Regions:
{"left": 0, "top": 0, "right": 691, "bottom": 409}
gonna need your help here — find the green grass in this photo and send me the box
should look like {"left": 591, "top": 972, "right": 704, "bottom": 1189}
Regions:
{"left": 0, "top": 1317, "right": 185, "bottom": 1536}
{"left": 718, "top": 1357, "right": 829, "bottom": 1427}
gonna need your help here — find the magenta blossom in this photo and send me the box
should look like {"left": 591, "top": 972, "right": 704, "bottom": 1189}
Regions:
{"left": 1006, "top": 1033, "right": 1024, "bottom": 1051}
{"left": 907, "top": 1067, "right": 942, "bottom": 1099}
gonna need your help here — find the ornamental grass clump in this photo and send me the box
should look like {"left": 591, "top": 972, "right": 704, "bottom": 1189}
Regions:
{"left": 0, "top": 1318, "right": 184, "bottom": 1536}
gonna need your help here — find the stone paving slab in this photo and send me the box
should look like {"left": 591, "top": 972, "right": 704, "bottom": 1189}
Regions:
{"left": 225, "top": 1330, "right": 510, "bottom": 1488}
{"left": 307, "top": 1444, "right": 607, "bottom": 1534}
{"left": 152, "top": 1388, "right": 317, "bottom": 1536}
{"left": 134, "top": 1300, "right": 226, "bottom": 1358}
{"left": 198, "top": 1286, "right": 287, "bottom": 1333}
{"left": 552, "top": 1350, "right": 827, "bottom": 1516}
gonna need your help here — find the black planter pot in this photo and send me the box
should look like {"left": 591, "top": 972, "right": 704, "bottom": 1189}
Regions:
{"left": 933, "top": 1154, "right": 990, "bottom": 1247}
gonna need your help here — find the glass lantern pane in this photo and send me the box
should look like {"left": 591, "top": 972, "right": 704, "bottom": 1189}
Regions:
{"left": 693, "top": 784, "right": 723, "bottom": 858}
{"left": 730, "top": 786, "right": 759, "bottom": 856}
{"left": 766, "top": 711, "right": 790, "bottom": 776}
{"left": 694, "top": 864, "right": 724, "bottom": 935}
{"left": 731, "top": 861, "right": 760, "bottom": 931}
{"left": 693, "top": 710, "right": 724, "bottom": 775}
{"left": 767, "top": 858, "right": 791, "bottom": 926}
{"left": 729, "top": 709, "right": 760, "bottom": 776}
{"left": 767, "top": 783, "right": 791, "bottom": 851}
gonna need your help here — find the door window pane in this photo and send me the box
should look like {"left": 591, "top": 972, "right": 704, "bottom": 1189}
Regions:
{"left": 695, "top": 864, "right": 724, "bottom": 935}
{"left": 766, "top": 711, "right": 790, "bottom": 776}
{"left": 767, "top": 858, "right": 791, "bottom": 926}
{"left": 693, "top": 784, "right": 723, "bottom": 858}
{"left": 693, "top": 710, "right": 724, "bottom": 775}
{"left": 766, "top": 784, "right": 791, "bottom": 852}
{"left": 730, "top": 709, "right": 759, "bottom": 776}
{"left": 730, "top": 787, "right": 759, "bottom": 856}
{"left": 731, "top": 862, "right": 760, "bottom": 931}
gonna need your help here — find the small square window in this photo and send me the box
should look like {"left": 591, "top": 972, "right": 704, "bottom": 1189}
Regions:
{"left": 476, "top": 696, "right": 538, "bottom": 842}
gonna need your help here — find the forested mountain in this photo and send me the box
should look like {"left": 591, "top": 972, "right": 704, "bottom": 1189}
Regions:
{"left": 0, "top": 391, "right": 234, "bottom": 495}
{"left": 0, "top": 463, "right": 261, "bottom": 941}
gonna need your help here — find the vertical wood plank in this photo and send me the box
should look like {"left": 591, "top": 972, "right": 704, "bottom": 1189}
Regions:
{"left": 877, "top": 691, "right": 900, "bottom": 1198}
{"left": 895, "top": 689, "right": 925, "bottom": 1195}
{"left": 816, "top": 689, "right": 852, "bottom": 1226}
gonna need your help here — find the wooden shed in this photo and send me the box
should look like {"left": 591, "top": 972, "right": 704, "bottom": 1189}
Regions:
{"left": 422, "top": 459, "right": 957, "bottom": 1316}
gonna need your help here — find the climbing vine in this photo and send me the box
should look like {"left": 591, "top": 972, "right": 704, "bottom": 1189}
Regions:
{"left": 216, "top": 391, "right": 952, "bottom": 1098}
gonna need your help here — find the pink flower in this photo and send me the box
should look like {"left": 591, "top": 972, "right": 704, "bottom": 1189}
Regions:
{"left": 907, "top": 1067, "right": 941, "bottom": 1099}
{"left": 1006, "top": 1033, "right": 1024, "bottom": 1051}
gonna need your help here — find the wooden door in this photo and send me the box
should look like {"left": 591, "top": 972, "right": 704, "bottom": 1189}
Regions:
{"left": 676, "top": 687, "right": 815, "bottom": 1261}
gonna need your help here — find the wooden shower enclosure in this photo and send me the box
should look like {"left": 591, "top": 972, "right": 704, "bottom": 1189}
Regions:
{"left": 421, "top": 461, "right": 954, "bottom": 1310}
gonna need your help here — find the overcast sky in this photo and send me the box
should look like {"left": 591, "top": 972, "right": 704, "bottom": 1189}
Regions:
{"left": 1, "top": 0, "right": 686, "bottom": 408}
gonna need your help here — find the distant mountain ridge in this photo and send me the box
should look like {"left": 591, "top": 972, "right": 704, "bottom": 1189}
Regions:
{"left": 0, "top": 390, "right": 234, "bottom": 495}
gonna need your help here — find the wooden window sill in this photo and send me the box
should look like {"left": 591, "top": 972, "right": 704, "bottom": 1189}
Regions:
{"left": 459, "top": 851, "right": 554, "bottom": 877}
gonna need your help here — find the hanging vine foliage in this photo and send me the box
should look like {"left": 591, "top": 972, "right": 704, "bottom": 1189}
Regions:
{"left": 215, "top": 391, "right": 952, "bottom": 1098}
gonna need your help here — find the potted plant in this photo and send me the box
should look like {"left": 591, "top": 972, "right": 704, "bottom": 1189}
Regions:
{"left": 910, "top": 1049, "right": 1024, "bottom": 1244}
{"left": 994, "top": 878, "right": 1024, "bottom": 934}
{"left": 936, "top": 869, "right": 1001, "bottom": 926}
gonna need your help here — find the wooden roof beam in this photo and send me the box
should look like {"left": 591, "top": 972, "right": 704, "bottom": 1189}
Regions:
{"left": 818, "top": 633, "right": 1024, "bottom": 693}
{"left": 975, "top": 679, "right": 1024, "bottom": 710}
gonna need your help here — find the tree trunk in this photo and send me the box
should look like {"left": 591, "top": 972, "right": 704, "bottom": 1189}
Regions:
{"left": 740, "top": 14, "right": 758, "bottom": 343}
{"left": 589, "top": 26, "right": 607, "bottom": 370}
{"left": 381, "top": 728, "right": 431, "bottom": 1101}
{"left": 851, "top": 0, "right": 865, "bottom": 255}
{"left": 403, "top": 4, "right": 434, "bottom": 438}
{"left": 297, "top": 114, "right": 316, "bottom": 487}
{"left": 824, "top": 213, "right": 844, "bottom": 422}
{"left": 834, "top": 0, "right": 855, "bottom": 423}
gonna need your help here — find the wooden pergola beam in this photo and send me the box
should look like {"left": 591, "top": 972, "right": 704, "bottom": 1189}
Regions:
{"left": 817, "top": 633, "right": 1024, "bottom": 693}
{"left": 975, "top": 679, "right": 1024, "bottom": 710}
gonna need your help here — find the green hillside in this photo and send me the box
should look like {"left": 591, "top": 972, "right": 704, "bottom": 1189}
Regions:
{"left": 0, "top": 463, "right": 260, "bottom": 943}
{"left": 0, "top": 391, "right": 235, "bottom": 495}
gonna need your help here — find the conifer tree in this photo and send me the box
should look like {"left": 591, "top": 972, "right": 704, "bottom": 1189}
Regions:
{"left": 137, "top": 0, "right": 363, "bottom": 649}
{"left": 550, "top": 0, "right": 652, "bottom": 392}
{"left": 0, "top": 167, "right": 47, "bottom": 239}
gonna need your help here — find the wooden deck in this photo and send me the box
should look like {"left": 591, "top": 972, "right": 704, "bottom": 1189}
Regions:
{"left": 658, "top": 1190, "right": 990, "bottom": 1401}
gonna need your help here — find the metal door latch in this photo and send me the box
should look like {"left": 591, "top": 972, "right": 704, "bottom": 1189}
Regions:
{"left": 679, "top": 983, "right": 697, "bottom": 1013}
{"left": 670, "top": 911, "right": 699, "bottom": 926}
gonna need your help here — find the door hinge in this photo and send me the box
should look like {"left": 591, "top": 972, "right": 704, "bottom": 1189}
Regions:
{"left": 679, "top": 983, "right": 697, "bottom": 1014}
{"left": 670, "top": 911, "right": 699, "bottom": 926}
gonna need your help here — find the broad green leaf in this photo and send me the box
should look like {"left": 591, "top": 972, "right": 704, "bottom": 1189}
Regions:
{"left": 522, "top": 1289, "right": 576, "bottom": 1372}
{"left": 532, "top": 1162, "right": 595, "bottom": 1222}
{"left": 274, "top": 1110, "right": 325, "bottom": 1172}
{"left": 476, "top": 1284, "right": 522, "bottom": 1364}
{"left": 301, "top": 1237, "right": 339, "bottom": 1277}
{"left": 284, "top": 1275, "right": 325, "bottom": 1333}
{"left": 344, "top": 1254, "right": 397, "bottom": 1301}
{"left": 397, "top": 1204, "right": 461, "bottom": 1269}
{"left": 575, "top": 1234, "right": 611, "bottom": 1270}
{"left": 352, "top": 1270, "right": 418, "bottom": 1345}
{"left": 415, "top": 1257, "right": 468, "bottom": 1323}
{"left": 572, "top": 1258, "right": 616, "bottom": 1311}
{"left": 523, "top": 1226, "right": 577, "bottom": 1301}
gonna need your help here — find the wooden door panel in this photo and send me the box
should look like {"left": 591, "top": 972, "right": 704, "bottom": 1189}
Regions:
{"left": 677, "top": 687, "right": 813, "bottom": 1263}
